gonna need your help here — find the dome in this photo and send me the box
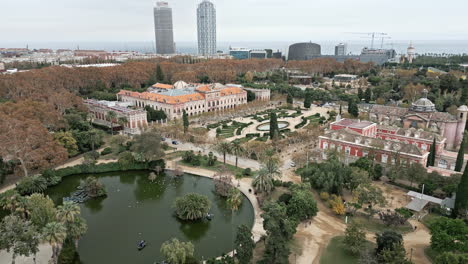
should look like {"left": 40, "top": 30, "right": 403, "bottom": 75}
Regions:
{"left": 174, "top": 81, "right": 188, "bottom": 89}
{"left": 410, "top": 98, "right": 436, "bottom": 112}
{"left": 458, "top": 105, "right": 468, "bottom": 112}
{"left": 410, "top": 89, "right": 436, "bottom": 112}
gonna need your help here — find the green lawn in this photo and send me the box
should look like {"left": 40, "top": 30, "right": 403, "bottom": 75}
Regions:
{"left": 347, "top": 214, "right": 414, "bottom": 234}
{"left": 320, "top": 236, "right": 374, "bottom": 264}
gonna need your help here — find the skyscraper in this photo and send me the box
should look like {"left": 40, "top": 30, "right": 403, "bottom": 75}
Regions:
{"left": 197, "top": 0, "right": 217, "bottom": 56}
{"left": 154, "top": 1, "right": 175, "bottom": 54}
{"left": 335, "top": 43, "right": 347, "bottom": 56}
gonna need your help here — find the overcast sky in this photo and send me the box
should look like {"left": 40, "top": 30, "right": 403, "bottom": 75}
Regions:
{"left": 1, "top": 0, "right": 467, "bottom": 43}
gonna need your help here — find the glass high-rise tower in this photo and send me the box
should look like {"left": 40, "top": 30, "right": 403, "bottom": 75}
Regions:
{"left": 197, "top": 0, "right": 216, "bottom": 56}
{"left": 154, "top": 1, "right": 175, "bottom": 54}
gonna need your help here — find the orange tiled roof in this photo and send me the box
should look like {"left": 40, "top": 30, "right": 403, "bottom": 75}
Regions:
{"left": 152, "top": 83, "right": 174, "bottom": 89}
{"left": 118, "top": 90, "right": 205, "bottom": 104}
{"left": 220, "top": 86, "right": 245, "bottom": 96}
{"left": 118, "top": 84, "right": 245, "bottom": 105}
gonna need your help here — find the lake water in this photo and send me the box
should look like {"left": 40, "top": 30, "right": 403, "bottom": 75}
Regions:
{"left": 45, "top": 170, "right": 254, "bottom": 264}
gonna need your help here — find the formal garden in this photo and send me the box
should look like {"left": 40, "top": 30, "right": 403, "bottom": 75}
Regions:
{"left": 206, "top": 107, "right": 327, "bottom": 143}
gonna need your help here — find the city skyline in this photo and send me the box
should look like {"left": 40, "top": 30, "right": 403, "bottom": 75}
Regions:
{"left": 1, "top": 0, "right": 467, "bottom": 43}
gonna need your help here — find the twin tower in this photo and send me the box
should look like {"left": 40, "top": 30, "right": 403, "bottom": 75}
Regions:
{"left": 154, "top": 1, "right": 217, "bottom": 56}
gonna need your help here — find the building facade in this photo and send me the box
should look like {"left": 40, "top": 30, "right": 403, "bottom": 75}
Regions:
{"left": 288, "top": 42, "right": 321, "bottom": 61}
{"left": 230, "top": 48, "right": 250, "bottom": 60}
{"left": 250, "top": 50, "right": 268, "bottom": 59}
{"left": 244, "top": 88, "right": 271, "bottom": 101}
{"left": 359, "top": 48, "right": 396, "bottom": 65}
{"left": 154, "top": 2, "right": 175, "bottom": 54}
{"left": 361, "top": 93, "right": 468, "bottom": 151}
{"left": 320, "top": 118, "right": 430, "bottom": 166}
{"left": 197, "top": 0, "right": 217, "bottom": 56}
{"left": 117, "top": 81, "right": 248, "bottom": 120}
{"left": 335, "top": 43, "right": 347, "bottom": 56}
{"left": 84, "top": 99, "right": 148, "bottom": 134}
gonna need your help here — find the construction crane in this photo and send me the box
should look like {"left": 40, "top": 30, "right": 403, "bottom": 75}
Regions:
{"left": 380, "top": 36, "right": 392, "bottom": 49}
{"left": 346, "top": 32, "right": 388, "bottom": 49}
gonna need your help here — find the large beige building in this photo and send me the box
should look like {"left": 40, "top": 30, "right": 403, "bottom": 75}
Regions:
{"left": 117, "top": 81, "right": 248, "bottom": 120}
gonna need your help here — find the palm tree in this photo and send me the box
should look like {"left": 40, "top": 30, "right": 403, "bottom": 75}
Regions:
{"left": 1, "top": 193, "right": 28, "bottom": 219}
{"left": 107, "top": 111, "right": 117, "bottom": 135}
{"left": 230, "top": 141, "right": 244, "bottom": 168}
{"left": 42, "top": 222, "right": 67, "bottom": 264}
{"left": 252, "top": 168, "right": 274, "bottom": 193}
{"left": 263, "top": 149, "right": 281, "bottom": 179}
{"left": 56, "top": 201, "right": 81, "bottom": 224}
{"left": 215, "top": 141, "right": 231, "bottom": 164}
{"left": 117, "top": 116, "right": 128, "bottom": 133}
{"left": 66, "top": 217, "right": 87, "bottom": 249}
{"left": 227, "top": 189, "right": 242, "bottom": 212}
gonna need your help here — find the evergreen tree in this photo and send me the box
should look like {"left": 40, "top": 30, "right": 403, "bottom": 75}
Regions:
{"left": 261, "top": 203, "right": 298, "bottom": 264}
{"left": 364, "top": 88, "right": 372, "bottom": 103}
{"left": 269, "top": 112, "right": 279, "bottom": 140}
{"left": 453, "top": 161, "right": 468, "bottom": 218}
{"left": 286, "top": 93, "right": 293, "bottom": 105}
{"left": 182, "top": 110, "right": 189, "bottom": 134}
{"left": 348, "top": 99, "right": 359, "bottom": 117}
{"left": 303, "top": 94, "right": 311, "bottom": 109}
{"left": 358, "top": 88, "right": 364, "bottom": 101}
{"left": 234, "top": 225, "right": 255, "bottom": 264}
{"left": 427, "top": 138, "right": 436, "bottom": 167}
{"left": 156, "top": 64, "right": 164, "bottom": 83}
{"left": 455, "top": 137, "right": 465, "bottom": 172}
{"left": 461, "top": 80, "right": 468, "bottom": 105}
{"left": 339, "top": 104, "right": 342, "bottom": 115}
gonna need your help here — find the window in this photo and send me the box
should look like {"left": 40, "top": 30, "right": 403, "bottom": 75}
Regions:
{"left": 422, "top": 144, "right": 427, "bottom": 151}
{"left": 345, "top": 147, "right": 351, "bottom": 155}
{"left": 323, "top": 142, "right": 328, "bottom": 149}
{"left": 438, "top": 159, "right": 448, "bottom": 169}
{"left": 382, "top": 154, "right": 388, "bottom": 163}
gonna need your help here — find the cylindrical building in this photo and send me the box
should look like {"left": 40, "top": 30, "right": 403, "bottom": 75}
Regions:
{"left": 288, "top": 42, "right": 321, "bottom": 61}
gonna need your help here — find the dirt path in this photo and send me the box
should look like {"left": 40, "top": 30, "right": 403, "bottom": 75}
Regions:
{"left": 291, "top": 191, "right": 347, "bottom": 264}
{"left": 403, "top": 220, "right": 431, "bottom": 264}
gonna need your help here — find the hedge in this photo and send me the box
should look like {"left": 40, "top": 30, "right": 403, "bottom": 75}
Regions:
{"left": 246, "top": 133, "right": 261, "bottom": 138}
{"left": 294, "top": 117, "right": 308, "bottom": 129}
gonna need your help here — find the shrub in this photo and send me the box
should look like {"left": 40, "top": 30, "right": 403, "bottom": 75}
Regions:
{"left": 395, "top": 208, "right": 414, "bottom": 219}
{"left": 246, "top": 133, "right": 260, "bottom": 138}
{"left": 183, "top": 151, "right": 195, "bottom": 163}
{"left": 100, "top": 147, "right": 113, "bottom": 156}
{"left": 242, "top": 168, "right": 252, "bottom": 177}
{"left": 319, "top": 192, "right": 330, "bottom": 201}
{"left": 278, "top": 193, "right": 292, "bottom": 204}
{"left": 16, "top": 175, "right": 48, "bottom": 195}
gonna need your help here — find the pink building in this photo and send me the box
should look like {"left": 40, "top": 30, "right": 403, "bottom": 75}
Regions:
{"left": 364, "top": 92, "right": 468, "bottom": 151}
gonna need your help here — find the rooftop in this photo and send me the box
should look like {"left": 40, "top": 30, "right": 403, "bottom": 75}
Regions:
{"left": 332, "top": 118, "right": 375, "bottom": 129}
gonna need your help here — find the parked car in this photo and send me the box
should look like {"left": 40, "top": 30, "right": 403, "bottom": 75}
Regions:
{"left": 172, "top": 140, "right": 178, "bottom": 145}
{"left": 290, "top": 161, "right": 296, "bottom": 167}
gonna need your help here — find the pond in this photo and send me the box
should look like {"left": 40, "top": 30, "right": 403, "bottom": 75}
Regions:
{"left": 45, "top": 170, "right": 255, "bottom": 264}
{"left": 256, "top": 121, "right": 290, "bottom": 131}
